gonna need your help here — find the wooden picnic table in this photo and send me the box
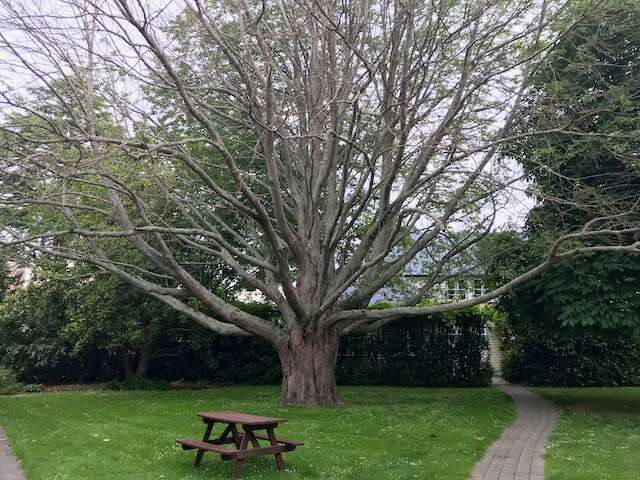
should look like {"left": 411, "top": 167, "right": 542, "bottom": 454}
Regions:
{"left": 177, "top": 410, "right": 304, "bottom": 479}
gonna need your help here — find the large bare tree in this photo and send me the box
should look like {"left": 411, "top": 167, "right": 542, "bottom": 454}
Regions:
{"left": 1, "top": 0, "right": 638, "bottom": 405}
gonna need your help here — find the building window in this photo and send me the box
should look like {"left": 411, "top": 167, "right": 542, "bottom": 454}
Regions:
{"left": 447, "top": 281, "right": 457, "bottom": 300}
{"left": 474, "top": 278, "right": 484, "bottom": 297}
{"left": 447, "top": 280, "right": 467, "bottom": 301}
{"left": 458, "top": 281, "right": 466, "bottom": 299}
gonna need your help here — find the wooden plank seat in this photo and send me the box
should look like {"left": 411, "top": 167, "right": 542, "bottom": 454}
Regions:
{"left": 178, "top": 434, "right": 303, "bottom": 453}
{"left": 251, "top": 432, "right": 304, "bottom": 447}
{"left": 177, "top": 439, "right": 239, "bottom": 459}
{"left": 179, "top": 435, "right": 238, "bottom": 447}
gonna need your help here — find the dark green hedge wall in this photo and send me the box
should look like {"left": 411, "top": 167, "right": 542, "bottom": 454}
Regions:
{"left": 151, "top": 308, "right": 493, "bottom": 387}
{"left": 2, "top": 298, "right": 492, "bottom": 387}
{"left": 501, "top": 331, "right": 640, "bottom": 386}
{"left": 337, "top": 310, "right": 493, "bottom": 387}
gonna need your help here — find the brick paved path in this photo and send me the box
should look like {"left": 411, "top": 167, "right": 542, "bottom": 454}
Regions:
{"left": 469, "top": 384, "right": 560, "bottom": 480}
{"left": 0, "top": 429, "right": 26, "bottom": 480}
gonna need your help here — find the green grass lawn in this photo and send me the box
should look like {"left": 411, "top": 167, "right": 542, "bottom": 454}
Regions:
{"left": 0, "top": 386, "right": 513, "bottom": 480}
{"left": 536, "top": 387, "right": 640, "bottom": 480}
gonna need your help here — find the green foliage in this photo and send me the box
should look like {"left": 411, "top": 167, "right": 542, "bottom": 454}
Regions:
{"left": 22, "top": 384, "right": 44, "bottom": 394}
{"left": 499, "top": 252, "right": 640, "bottom": 333}
{"left": 0, "top": 262, "right": 10, "bottom": 302}
{"left": 497, "top": 252, "right": 640, "bottom": 386}
{"left": 538, "top": 254, "right": 640, "bottom": 331}
{"left": 489, "top": 4, "right": 640, "bottom": 387}
{"left": 502, "top": 332, "right": 640, "bottom": 386}
{"left": 180, "top": 333, "right": 282, "bottom": 385}
{"left": 0, "top": 260, "right": 210, "bottom": 384}
{"left": 154, "top": 308, "right": 494, "bottom": 387}
{"left": 173, "top": 301, "right": 283, "bottom": 384}
{"left": 62, "top": 270, "right": 194, "bottom": 380}
{"left": 233, "top": 302, "right": 281, "bottom": 322}
{"left": 0, "top": 276, "right": 492, "bottom": 387}
{"left": 509, "top": 2, "right": 640, "bottom": 235}
{"left": 0, "top": 277, "right": 79, "bottom": 383}
{"left": 0, "top": 268, "right": 285, "bottom": 385}
{"left": 475, "top": 231, "right": 533, "bottom": 290}
{"left": 0, "top": 367, "right": 22, "bottom": 395}
{"left": 338, "top": 309, "right": 493, "bottom": 387}
{"left": 501, "top": 0, "right": 640, "bottom": 327}
{"left": 0, "top": 275, "right": 286, "bottom": 385}
{"left": 482, "top": 239, "right": 640, "bottom": 386}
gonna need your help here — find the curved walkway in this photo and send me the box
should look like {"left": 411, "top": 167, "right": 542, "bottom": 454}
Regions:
{"left": 470, "top": 383, "right": 560, "bottom": 480}
{"left": 0, "top": 429, "right": 25, "bottom": 480}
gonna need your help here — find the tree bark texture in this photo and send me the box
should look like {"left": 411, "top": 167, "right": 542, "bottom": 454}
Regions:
{"left": 278, "top": 328, "right": 342, "bottom": 406}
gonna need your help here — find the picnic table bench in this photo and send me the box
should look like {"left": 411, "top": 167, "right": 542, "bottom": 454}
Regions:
{"left": 177, "top": 410, "right": 304, "bottom": 479}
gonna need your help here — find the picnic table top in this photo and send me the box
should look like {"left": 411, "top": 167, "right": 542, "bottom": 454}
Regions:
{"left": 197, "top": 410, "right": 287, "bottom": 427}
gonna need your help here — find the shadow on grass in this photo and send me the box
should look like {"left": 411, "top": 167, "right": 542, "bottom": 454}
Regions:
{"left": 538, "top": 388, "right": 640, "bottom": 415}
{"left": 569, "top": 399, "right": 640, "bottom": 415}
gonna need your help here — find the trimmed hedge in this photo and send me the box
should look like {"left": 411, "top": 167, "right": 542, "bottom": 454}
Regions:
{"left": 501, "top": 331, "right": 640, "bottom": 386}
{"left": 337, "top": 310, "right": 493, "bottom": 387}
{"left": 149, "top": 335, "right": 282, "bottom": 385}
{"left": 1, "top": 297, "right": 492, "bottom": 387}
{"left": 148, "top": 302, "right": 282, "bottom": 384}
{"left": 151, "top": 309, "right": 493, "bottom": 387}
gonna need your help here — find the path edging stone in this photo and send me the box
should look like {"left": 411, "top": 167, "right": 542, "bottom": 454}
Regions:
{"left": 0, "top": 428, "right": 26, "bottom": 480}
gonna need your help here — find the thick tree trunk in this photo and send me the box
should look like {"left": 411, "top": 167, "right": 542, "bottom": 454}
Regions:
{"left": 133, "top": 351, "right": 150, "bottom": 380}
{"left": 120, "top": 338, "right": 153, "bottom": 380}
{"left": 278, "top": 328, "right": 342, "bottom": 406}
{"left": 133, "top": 332, "right": 154, "bottom": 380}
{"left": 121, "top": 351, "right": 134, "bottom": 380}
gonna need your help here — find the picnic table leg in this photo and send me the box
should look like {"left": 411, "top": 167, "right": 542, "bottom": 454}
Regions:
{"left": 232, "top": 427, "right": 250, "bottom": 480}
{"left": 194, "top": 422, "right": 214, "bottom": 467}
{"left": 231, "top": 461, "right": 243, "bottom": 480}
{"left": 243, "top": 427, "right": 261, "bottom": 449}
{"left": 266, "top": 427, "right": 286, "bottom": 471}
{"left": 217, "top": 424, "right": 234, "bottom": 444}
{"left": 230, "top": 423, "right": 242, "bottom": 449}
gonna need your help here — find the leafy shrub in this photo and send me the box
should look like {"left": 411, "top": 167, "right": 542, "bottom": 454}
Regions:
{"left": 167, "top": 381, "right": 213, "bottom": 390}
{"left": 207, "top": 302, "right": 282, "bottom": 384}
{"left": 103, "top": 379, "right": 169, "bottom": 391}
{"left": 23, "top": 383, "right": 45, "bottom": 393}
{"left": 0, "top": 280, "right": 121, "bottom": 385}
{"left": 494, "top": 251, "right": 640, "bottom": 387}
{"left": 0, "top": 367, "right": 23, "bottom": 395}
{"left": 502, "top": 331, "right": 640, "bottom": 386}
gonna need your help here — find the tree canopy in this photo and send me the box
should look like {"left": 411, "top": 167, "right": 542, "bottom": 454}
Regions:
{"left": 1, "top": 0, "right": 639, "bottom": 405}
{"left": 493, "top": 0, "right": 640, "bottom": 333}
